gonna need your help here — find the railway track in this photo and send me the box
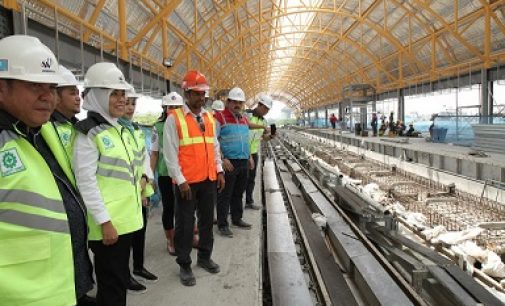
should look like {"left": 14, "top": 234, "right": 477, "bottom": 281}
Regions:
{"left": 263, "top": 130, "right": 504, "bottom": 306}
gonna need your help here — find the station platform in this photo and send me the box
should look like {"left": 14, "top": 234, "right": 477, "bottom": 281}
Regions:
{"left": 124, "top": 199, "right": 262, "bottom": 306}
{"left": 300, "top": 128, "right": 505, "bottom": 202}
{"left": 123, "top": 200, "right": 262, "bottom": 306}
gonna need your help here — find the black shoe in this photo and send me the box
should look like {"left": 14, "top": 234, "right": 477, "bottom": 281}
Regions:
{"left": 218, "top": 226, "right": 233, "bottom": 237}
{"left": 128, "top": 277, "right": 147, "bottom": 294}
{"left": 245, "top": 203, "right": 261, "bottom": 210}
{"left": 77, "top": 295, "right": 96, "bottom": 306}
{"left": 133, "top": 267, "right": 159, "bottom": 283}
{"left": 197, "top": 258, "right": 220, "bottom": 274}
{"left": 179, "top": 266, "right": 196, "bottom": 286}
{"left": 232, "top": 219, "right": 252, "bottom": 229}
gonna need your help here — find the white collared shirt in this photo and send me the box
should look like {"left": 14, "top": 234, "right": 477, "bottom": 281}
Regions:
{"left": 163, "top": 104, "right": 223, "bottom": 185}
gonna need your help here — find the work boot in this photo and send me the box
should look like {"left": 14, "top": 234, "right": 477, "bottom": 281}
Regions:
{"left": 179, "top": 266, "right": 196, "bottom": 286}
{"left": 133, "top": 267, "right": 159, "bottom": 282}
{"left": 232, "top": 219, "right": 252, "bottom": 229}
{"left": 218, "top": 226, "right": 233, "bottom": 238}
{"left": 164, "top": 229, "right": 175, "bottom": 256}
{"left": 197, "top": 258, "right": 220, "bottom": 274}
{"left": 245, "top": 202, "right": 261, "bottom": 210}
{"left": 128, "top": 276, "right": 147, "bottom": 294}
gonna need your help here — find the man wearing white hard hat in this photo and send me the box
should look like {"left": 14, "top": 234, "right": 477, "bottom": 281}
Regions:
{"left": 0, "top": 35, "right": 93, "bottom": 306}
{"left": 215, "top": 87, "right": 254, "bottom": 237}
{"left": 245, "top": 95, "right": 274, "bottom": 209}
{"left": 73, "top": 62, "right": 141, "bottom": 305}
{"left": 150, "top": 91, "right": 189, "bottom": 256}
{"left": 50, "top": 65, "right": 82, "bottom": 158}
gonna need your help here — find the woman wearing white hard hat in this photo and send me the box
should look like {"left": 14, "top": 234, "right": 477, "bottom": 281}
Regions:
{"left": 0, "top": 34, "right": 93, "bottom": 306}
{"left": 73, "top": 62, "right": 141, "bottom": 306}
{"left": 150, "top": 92, "right": 187, "bottom": 256}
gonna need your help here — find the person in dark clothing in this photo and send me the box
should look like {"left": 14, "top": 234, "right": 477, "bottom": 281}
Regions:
{"left": 371, "top": 113, "right": 378, "bottom": 136}
{"left": 388, "top": 112, "right": 395, "bottom": 134}
{"left": 0, "top": 35, "right": 93, "bottom": 306}
{"left": 329, "top": 113, "right": 337, "bottom": 129}
{"left": 215, "top": 87, "right": 254, "bottom": 238}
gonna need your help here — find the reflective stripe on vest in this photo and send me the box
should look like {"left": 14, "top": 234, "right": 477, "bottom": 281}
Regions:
{"left": 172, "top": 108, "right": 217, "bottom": 183}
{"left": 87, "top": 124, "right": 143, "bottom": 240}
{"left": 0, "top": 128, "right": 76, "bottom": 306}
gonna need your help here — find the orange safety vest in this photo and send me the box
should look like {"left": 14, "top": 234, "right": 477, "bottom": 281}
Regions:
{"left": 172, "top": 108, "right": 217, "bottom": 184}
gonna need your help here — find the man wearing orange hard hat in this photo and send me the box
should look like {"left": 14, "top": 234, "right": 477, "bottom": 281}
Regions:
{"left": 162, "top": 70, "right": 225, "bottom": 286}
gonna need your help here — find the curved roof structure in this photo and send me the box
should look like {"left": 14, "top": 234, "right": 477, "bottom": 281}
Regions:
{"left": 7, "top": 0, "right": 505, "bottom": 110}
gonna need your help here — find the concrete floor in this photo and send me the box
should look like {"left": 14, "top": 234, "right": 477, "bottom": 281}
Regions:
{"left": 126, "top": 200, "right": 263, "bottom": 306}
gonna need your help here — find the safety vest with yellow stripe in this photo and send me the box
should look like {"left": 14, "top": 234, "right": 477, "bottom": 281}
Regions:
{"left": 0, "top": 124, "right": 76, "bottom": 306}
{"left": 79, "top": 120, "right": 143, "bottom": 241}
{"left": 172, "top": 108, "right": 217, "bottom": 184}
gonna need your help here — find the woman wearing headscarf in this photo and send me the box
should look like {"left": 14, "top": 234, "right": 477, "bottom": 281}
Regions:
{"left": 73, "top": 62, "right": 142, "bottom": 306}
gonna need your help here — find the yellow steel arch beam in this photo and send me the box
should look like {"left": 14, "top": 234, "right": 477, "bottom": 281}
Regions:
{"left": 129, "top": 0, "right": 182, "bottom": 48}
{"left": 411, "top": 0, "right": 485, "bottom": 62}
{"left": 213, "top": 29, "right": 395, "bottom": 84}
{"left": 82, "top": 0, "right": 106, "bottom": 42}
{"left": 174, "top": 7, "right": 426, "bottom": 75}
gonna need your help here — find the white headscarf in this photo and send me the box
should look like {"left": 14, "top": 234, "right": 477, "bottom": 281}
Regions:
{"left": 82, "top": 88, "right": 119, "bottom": 126}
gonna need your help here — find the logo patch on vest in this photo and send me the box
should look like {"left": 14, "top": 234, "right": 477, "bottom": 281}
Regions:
{"left": 101, "top": 136, "right": 115, "bottom": 149}
{"left": 60, "top": 132, "right": 71, "bottom": 146}
{"left": 0, "top": 148, "right": 25, "bottom": 176}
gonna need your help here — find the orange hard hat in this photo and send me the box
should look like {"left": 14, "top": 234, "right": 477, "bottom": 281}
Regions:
{"left": 181, "top": 70, "right": 209, "bottom": 92}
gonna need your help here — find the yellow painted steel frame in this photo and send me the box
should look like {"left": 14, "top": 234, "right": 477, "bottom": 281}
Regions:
{"left": 2, "top": 0, "right": 505, "bottom": 110}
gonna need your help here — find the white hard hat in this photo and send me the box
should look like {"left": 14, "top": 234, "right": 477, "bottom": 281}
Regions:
{"left": 84, "top": 62, "right": 132, "bottom": 90}
{"left": 0, "top": 35, "right": 65, "bottom": 84}
{"left": 57, "top": 65, "right": 79, "bottom": 87}
{"left": 258, "top": 95, "right": 273, "bottom": 109}
{"left": 211, "top": 100, "right": 225, "bottom": 111}
{"left": 162, "top": 92, "right": 184, "bottom": 106}
{"left": 228, "top": 87, "right": 246, "bottom": 102}
{"left": 126, "top": 91, "right": 141, "bottom": 99}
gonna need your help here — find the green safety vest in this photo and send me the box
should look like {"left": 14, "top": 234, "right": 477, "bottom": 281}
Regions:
{"left": 249, "top": 115, "right": 265, "bottom": 154}
{"left": 154, "top": 121, "right": 169, "bottom": 176}
{"left": 53, "top": 120, "right": 76, "bottom": 162}
{"left": 123, "top": 124, "right": 155, "bottom": 198}
{"left": 85, "top": 124, "right": 143, "bottom": 241}
{"left": 0, "top": 124, "right": 76, "bottom": 306}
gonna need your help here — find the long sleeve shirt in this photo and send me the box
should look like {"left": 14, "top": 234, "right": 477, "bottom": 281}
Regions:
{"left": 162, "top": 104, "right": 223, "bottom": 185}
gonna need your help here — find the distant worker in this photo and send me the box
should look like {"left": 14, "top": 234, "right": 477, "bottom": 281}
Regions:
{"left": 50, "top": 65, "right": 81, "bottom": 158}
{"left": 388, "top": 112, "right": 395, "bottom": 134}
{"left": 429, "top": 113, "right": 438, "bottom": 139}
{"left": 211, "top": 99, "right": 225, "bottom": 114}
{"left": 245, "top": 95, "right": 274, "bottom": 209}
{"left": 371, "top": 113, "right": 378, "bottom": 136}
{"left": 329, "top": 113, "right": 337, "bottom": 129}
{"left": 73, "top": 62, "right": 142, "bottom": 306}
{"left": 119, "top": 92, "right": 159, "bottom": 293}
{"left": 405, "top": 123, "right": 421, "bottom": 137}
{"left": 215, "top": 87, "right": 254, "bottom": 237}
{"left": 163, "top": 70, "right": 225, "bottom": 286}
{"left": 0, "top": 35, "right": 93, "bottom": 306}
{"left": 150, "top": 91, "right": 187, "bottom": 256}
